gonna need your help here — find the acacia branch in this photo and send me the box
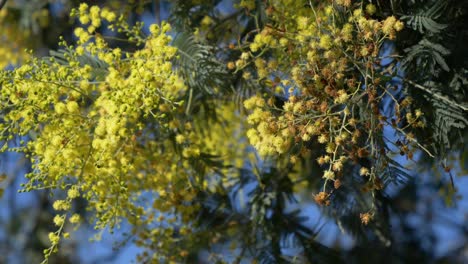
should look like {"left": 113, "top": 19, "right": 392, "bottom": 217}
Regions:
{"left": 405, "top": 79, "right": 468, "bottom": 112}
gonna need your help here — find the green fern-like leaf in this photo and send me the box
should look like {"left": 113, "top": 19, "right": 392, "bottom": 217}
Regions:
{"left": 404, "top": 79, "right": 467, "bottom": 152}
{"left": 449, "top": 69, "right": 468, "bottom": 101}
{"left": 401, "top": 0, "right": 448, "bottom": 34}
{"left": 382, "top": 158, "right": 412, "bottom": 186}
{"left": 172, "top": 33, "right": 233, "bottom": 114}
{"left": 432, "top": 99, "right": 468, "bottom": 148}
{"left": 45, "top": 49, "right": 108, "bottom": 81}
{"left": 403, "top": 38, "right": 451, "bottom": 72}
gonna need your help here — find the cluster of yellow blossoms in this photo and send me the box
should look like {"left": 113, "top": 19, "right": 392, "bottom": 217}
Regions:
{"left": 0, "top": 2, "right": 254, "bottom": 260}
{"left": 238, "top": 1, "right": 416, "bottom": 208}
{"left": 0, "top": 3, "right": 244, "bottom": 261}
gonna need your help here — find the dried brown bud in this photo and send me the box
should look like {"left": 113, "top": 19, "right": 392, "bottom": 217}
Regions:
{"left": 444, "top": 166, "right": 451, "bottom": 173}
{"left": 374, "top": 177, "right": 384, "bottom": 190}
{"left": 319, "top": 102, "right": 328, "bottom": 113}
{"left": 334, "top": 179, "right": 342, "bottom": 189}
{"left": 227, "top": 61, "right": 236, "bottom": 70}
{"left": 313, "top": 192, "right": 330, "bottom": 206}
{"left": 360, "top": 212, "right": 373, "bottom": 225}
{"left": 357, "top": 148, "right": 369, "bottom": 158}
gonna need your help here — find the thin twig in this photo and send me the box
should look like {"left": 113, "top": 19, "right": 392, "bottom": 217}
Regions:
{"left": 405, "top": 79, "right": 468, "bottom": 112}
{"left": 394, "top": 126, "right": 435, "bottom": 158}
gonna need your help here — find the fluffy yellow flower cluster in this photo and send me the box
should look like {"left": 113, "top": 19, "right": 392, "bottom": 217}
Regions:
{"left": 73, "top": 4, "right": 113, "bottom": 33}
{"left": 239, "top": 1, "right": 410, "bottom": 200}
{"left": 244, "top": 95, "right": 291, "bottom": 156}
{"left": 0, "top": 5, "right": 211, "bottom": 261}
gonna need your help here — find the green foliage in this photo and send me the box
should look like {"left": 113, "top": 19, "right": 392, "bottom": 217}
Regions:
{"left": 429, "top": 84, "right": 468, "bottom": 149}
{"left": 401, "top": 0, "right": 447, "bottom": 34}
{"left": 396, "top": 0, "right": 468, "bottom": 157}
{"left": 403, "top": 38, "right": 450, "bottom": 72}
{"left": 172, "top": 32, "right": 233, "bottom": 115}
